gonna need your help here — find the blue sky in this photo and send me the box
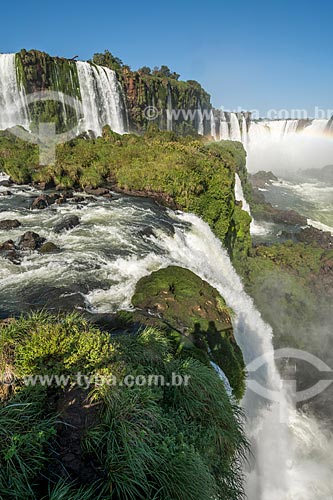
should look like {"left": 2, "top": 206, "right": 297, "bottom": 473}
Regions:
{"left": 2, "top": 0, "right": 332, "bottom": 116}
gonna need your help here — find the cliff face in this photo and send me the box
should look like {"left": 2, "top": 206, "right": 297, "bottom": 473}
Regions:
{"left": 120, "top": 68, "right": 212, "bottom": 134}
{"left": 14, "top": 49, "right": 213, "bottom": 135}
{"left": 16, "top": 49, "right": 80, "bottom": 133}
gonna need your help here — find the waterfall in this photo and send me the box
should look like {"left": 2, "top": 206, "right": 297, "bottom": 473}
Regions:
{"left": 0, "top": 53, "right": 29, "bottom": 131}
{"left": 235, "top": 173, "right": 251, "bottom": 215}
{"left": 219, "top": 112, "right": 230, "bottom": 140}
{"left": 167, "top": 87, "right": 173, "bottom": 131}
{"left": 160, "top": 212, "right": 333, "bottom": 500}
{"left": 301, "top": 119, "right": 329, "bottom": 136}
{"left": 197, "top": 103, "right": 204, "bottom": 135}
{"left": 241, "top": 115, "right": 248, "bottom": 145}
{"left": 0, "top": 55, "right": 127, "bottom": 137}
{"left": 229, "top": 113, "right": 242, "bottom": 141}
{"left": 210, "top": 361, "right": 233, "bottom": 396}
{"left": 247, "top": 118, "right": 332, "bottom": 145}
{"left": 235, "top": 173, "right": 270, "bottom": 235}
{"left": 76, "top": 61, "right": 127, "bottom": 136}
{"left": 215, "top": 115, "right": 332, "bottom": 148}
{"left": 210, "top": 109, "right": 216, "bottom": 139}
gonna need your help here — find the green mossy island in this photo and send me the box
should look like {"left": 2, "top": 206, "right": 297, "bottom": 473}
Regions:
{"left": 131, "top": 266, "right": 245, "bottom": 399}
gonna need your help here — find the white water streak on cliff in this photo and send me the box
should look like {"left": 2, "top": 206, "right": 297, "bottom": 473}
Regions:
{"left": 0, "top": 54, "right": 29, "bottom": 131}
{"left": 76, "top": 61, "right": 126, "bottom": 136}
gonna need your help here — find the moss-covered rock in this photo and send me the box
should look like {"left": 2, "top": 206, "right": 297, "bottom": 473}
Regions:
{"left": 16, "top": 49, "right": 81, "bottom": 133}
{"left": 131, "top": 266, "right": 245, "bottom": 399}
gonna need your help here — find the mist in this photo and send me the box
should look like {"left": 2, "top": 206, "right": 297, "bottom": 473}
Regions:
{"left": 247, "top": 135, "right": 333, "bottom": 176}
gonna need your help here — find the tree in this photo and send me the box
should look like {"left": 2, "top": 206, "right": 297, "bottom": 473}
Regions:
{"left": 138, "top": 66, "right": 152, "bottom": 75}
{"left": 152, "top": 65, "right": 180, "bottom": 80}
{"left": 92, "top": 50, "right": 123, "bottom": 71}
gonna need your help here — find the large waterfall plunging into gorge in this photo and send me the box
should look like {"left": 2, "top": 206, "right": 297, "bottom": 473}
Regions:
{"left": 0, "top": 54, "right": 127, "bottom": 136}
{"left": 216, "top": 113, "right": 333, "bottom": 145}
{"left": 162, "top": 212, "right": 333, "bottom": 500}
{"left": 215, "top": 112, "right": 333, "bottom": 174}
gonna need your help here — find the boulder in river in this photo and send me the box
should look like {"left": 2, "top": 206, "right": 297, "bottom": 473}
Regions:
{"left": 34, "top": 179, "right": 55, "bottom": 190}
{"left": 85, "top": 187, "right": 111, "bottom": 197}
{"left": 0, "top": 190, "right": 12, "bottom": 197}
{"left": 0, "top": 240, "right": 20, "bottom": 264}
{"left": 31, "top": 195, "right": 49, "bottom": 210}
{"left": 17, "top": 231, "right": 46, "bottom": 250}
{"left": 0, "top": 220, "right": 21, "bottom": 230}
{"left": 39, "top": 242, "right": 61, "bottom": 254}
{"left": 0, "top": 179, "right": 13, "bottom": 187}
{"left": 54, "top": 215, "right": 80, "bottom": 233}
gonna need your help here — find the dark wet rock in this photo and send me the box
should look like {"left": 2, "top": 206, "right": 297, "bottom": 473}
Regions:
{"left": 0, "top": 179, "right": 13, "bottom": 187}
{"left": 34, "top": 179, "right": 55, "bottom": 190}
{"left": 0, "top": 220, "right": 21, "bottom": 230}
{"left": 17, "top": 231, "right": 46, "bottom": 250}
{"left": 31, "top": 193, "right": 76, "bottom": 210}
{"left": 31, "top": 195, "right": 49, "bottom": 209}
{"left": 72, "top": 196, "right": 86, "bottom": 203}
{"left": 271, "top": 209, "right": 307, "bottom": 226}
{"left": 249, "top": 170, "right": 278, "bottom": 189}
{"left": 39, "top": 241, "right": 61, "bottom": 254}
{"left": 0, "top": 240, "right": 20, "bottom": 264}
{"left": 252, "top": 199, "right": 307, "bottom": 226}
{"left": 61, "top": 190, "right": 74, "bottom": 199}
{"left": 54, "top": 197, "right": 66, "bottom": 205}
{"left": 161, "top": 221, "right": 175, "bottom": 236}
{"left": 303, "top": 165, "right": 333, "bottom": 184}
{"left": 85, "top": 187, "right": 111, "bottom": 197}
{"left": 295, "top": 226, "right": 333, "bottom": 249}
{"left": 138, "top": 226, "right": 155, "bottom": 238}
{"left": 47, "top": 193, "right": 61, "bottom": 204}
{"left": 0, "top": 190, "right": 13, "bottom": 197}
{"left": 54, "top": 215, "right": 80, "bottom": 233}
{"left": 20, "top": 285, "right": 87, "bottom": 312}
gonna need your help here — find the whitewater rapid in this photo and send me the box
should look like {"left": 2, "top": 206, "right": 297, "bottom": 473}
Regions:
{"left": 0, "top": 186, "right": 332, "bottom": 498}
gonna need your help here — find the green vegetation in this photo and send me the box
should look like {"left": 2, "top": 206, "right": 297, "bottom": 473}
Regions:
{"left": 0, "top": 129, "right": 250, "bottom": 252}
{"left": 14, "top": 48, "right": 212, "bottom": 135}
{"left": 131, "top": 266, "right": 246, "bottom": 399}
{"left": 92, "top": 49, "right": 210, "bottom": 133}
{"left": 241, "top": 241, "right": 333, "bottom": 353}
{"left": 16, "top": 50, "right": 81, "bottom": 133}
{"left": 0, "top": 312, "right": 248, "bottom": 499}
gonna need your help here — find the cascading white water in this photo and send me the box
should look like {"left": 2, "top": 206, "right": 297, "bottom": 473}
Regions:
{"left": 167, "top": 88, "right": 173, "bottom": 131}
{"left": 234, "top": 173, "right": 269, "bottom": 235}
{"left": 301, "top": 119, "right": 329, "bottom": 136}
{"left": 159, "top": 212, "right": 333, "bottom": 500}
{"left": 0, "top": 53, "right": 29, "bottom": 131}
{"left": 197, "top": 103, "right": 204, "bottom": 135}
{"left": 0, "top": 55, "right": 127, "bottom": 137}
{"left": 235, "top": 173, "right": 251, "bottom": 216}
{"left": 210, "top": 109, "right": 216, "bottom": 138}
{"left": 1, "top": 182, "right": 332, "bottom": 498}
{"left": 210, "top": 361, "right": 233, "bottom": 396}
{"left": 219, "top": 112, "right": 229, "bottom": 140}
{"left": 76, "top": 61, "right": 126, "bottom": 136}
{"left": 229, "top": 112, "right": 242, "bottom": 141}
{"left": 242, "top": 115, "right": 248, "bottom": 145}
{"left": 216, "top": 114, "right": 332, "bottom": 149}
